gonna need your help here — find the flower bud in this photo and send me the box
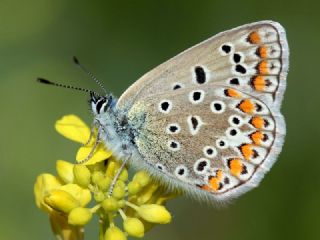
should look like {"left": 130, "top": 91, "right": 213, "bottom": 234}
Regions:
{"left": 45, "top": 189, "right": 79, "bottom": 213}
{"left": 97, "top": 177, "right": 111, "bottom": 191}
{"left": 137, "top": 204, "right": 171, "bottom": 224}
{"left": 123, "top": 217, "right": 144, "bottom": 238}
{"left": 56, "top": 160, "right": 74, "bottom": 183}
{"left": 68, "top": 207, "right": 92, "bottom": 226}
{"left": 104, "top": 226, "right": 127, "bottom": 240}
{"left": 106, "top": 159, "right": 120, "bottom": 178}
{"left": 112, "top": 185, "right": 125, "bottom": 199}
{"left": 133, "top": 171, "right": 150, "bottom": 187}
{"left": 94, "top": 191, "right": 105, "bottom": 202}
{"left": 101, "top": 197, "right": 119, "bottom": 212}
{"left": 91, "top": 171, "right": 104, "bottom": 185}
{"left": 118, "top": 169, "right": 128, "bottom": 182}
{"left": 118, "top": 200, "right": 125, "bottom": 208}
{"left": 73, "top": 165, "right": 91, "bottom": 188}
{"left": 115, "top": 180, "right": 125, "bottom": 188}
{"left": 136, "top": 184, "right": 158, "bottom": 205}
{"left": 127, "top": 181, "right": 142, "bottom": 195}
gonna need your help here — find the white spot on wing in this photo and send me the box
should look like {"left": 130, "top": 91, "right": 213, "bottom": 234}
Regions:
{"left": 174, "top": 165, "right": 189, "bottom": 178}
{"left": 167, "top": 140, "right": 181, "bottom": 151}
{"left": 188, "top": 90, "right": 205, "bottom": 104}
{"left": 203, "top": 146, "right": 217, "bottom": 158}
{"left": 158, "top": 100, "right": 173, "bottom": 114}
{"left": 166, "top": 123, "right": 181, "bottom": 134}
{"left": 210, "top": 100, "right": 226, "bottom": 114}
{"left": 194, "top": 158, "right": 211, "bottom": 175}
{"left": 187, "top": 115, "right": 204, "bottom": 135}
{"left": 216, "top": 138, "right": 229, "bottom": 149}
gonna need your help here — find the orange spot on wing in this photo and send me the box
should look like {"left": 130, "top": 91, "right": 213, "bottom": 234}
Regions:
{"left": 226, "top": 88, "right": 241, "bottom": 98}
{"left": 238, "top": 99, "right": 255, "bottom": 113}
{"left": 251, "top": 116, "right": 264, "bottom": 129}
{"left": 201, "top": 185, "right": 212, "bottom": 192}
{"left": 216, "top": 170, "right": 223, "bottom": 180}
{"left": 228, "top": 158, "right": 243, "bottom": 176}
{"left": 209, "top": 178, "right": 219, "bottom": 191}
{"left": 258, "top": 60, "right": 269, "bottom": 75}
{"left": 258, "top": 46, "right": 268, "bottom": 58}
{"left": 250, "top": 131, "right": 264, "bottom": 145}
{"left": 248, "top": 31, "right": 261, "bottom": 44}
{"left": 240, "top": 144, "right": 253, "bottom": 160}
{"left": 208, "top": 170, "right": 223, "bottom": 192}
{"left": 252, "top": 76, "right": 265, "bottom": 91}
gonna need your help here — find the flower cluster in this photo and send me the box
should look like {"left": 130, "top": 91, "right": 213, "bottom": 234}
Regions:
{"left": 34, "top": 115, "right": 178, "bottom": 240}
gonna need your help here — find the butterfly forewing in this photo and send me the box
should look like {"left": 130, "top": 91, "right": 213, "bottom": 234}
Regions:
{"left": 118, "top": 21, "right": 288, "bottom": 109}
{"left": 117, "top": 21, "right": 288, "bottom": 200}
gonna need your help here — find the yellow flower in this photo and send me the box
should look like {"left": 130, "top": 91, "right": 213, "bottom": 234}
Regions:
{"left": 34, "top": 114, "right": 179, "bottom": 240}
{"left": 45, "top": 189, "right": 80, "bottom": 213}
{"left": 55, "top": 115, "right": 112, "bottom": 165}
{"left": 59, "top": 184, "right": 91, "bottom": 207}
{"left": 123, "top": 217, "right": 145, "bottom": 238}
{"left": 34, "top": 173, "right": 63, "bottom": 213}
{"left": 73, "top": 165, "right": 91, "bottom": 187}
{"left": 56, "top": 160, "right": 74, "bottom": 183}
{"left": 104, "top": 226, "right": 127, "bottom": 240}
{"left": 68, "top": 207, "right": 93, "bottom": 226}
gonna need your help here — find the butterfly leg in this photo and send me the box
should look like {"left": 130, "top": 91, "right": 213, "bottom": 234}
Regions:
{"left": 82, "top": 121, "right": 99, "bottom": 146}
{"left": 107, "top": 156, "right": 130, "bottom": 196}
{"left": 76, "top": 128, "right": 101, "bottom": 165}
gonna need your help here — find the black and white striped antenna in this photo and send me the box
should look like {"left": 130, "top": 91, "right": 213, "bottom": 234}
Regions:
{"left": 37, "top": 77, "right": 100, "bottom": 96}
{"left": 73, "top": 56, "right": 107, "bottom": 95}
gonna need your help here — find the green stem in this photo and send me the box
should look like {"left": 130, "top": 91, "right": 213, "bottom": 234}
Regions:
{"left": 125, "top": 201, "right": 139, "bottom": 211}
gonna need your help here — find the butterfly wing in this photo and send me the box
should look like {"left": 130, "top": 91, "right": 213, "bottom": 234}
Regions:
{"left": 117, "top": 21, "right": 288, "bottom": 201}
{"left": 118, "top": 21, "right": 288, "bottom": 109}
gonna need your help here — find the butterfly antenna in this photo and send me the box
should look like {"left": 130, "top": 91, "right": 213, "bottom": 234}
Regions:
{"left": 37, "top": 77, "right": 100, "bottom": 96}
{"left": 73, "top": 56, "right": 107, "bottom": 95}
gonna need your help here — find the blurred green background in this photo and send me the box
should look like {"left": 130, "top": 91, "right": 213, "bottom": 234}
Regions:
{"left": 1, "top": 0, "right": 319, "bottom": 239}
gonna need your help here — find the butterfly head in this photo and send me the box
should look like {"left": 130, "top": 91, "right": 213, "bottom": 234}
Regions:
{"left": 90, "top": 92, "right": 115, "bottom": 115}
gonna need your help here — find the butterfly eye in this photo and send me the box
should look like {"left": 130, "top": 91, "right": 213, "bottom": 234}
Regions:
{"left": 95, "top": 97, "right": 107, "bottom": 114}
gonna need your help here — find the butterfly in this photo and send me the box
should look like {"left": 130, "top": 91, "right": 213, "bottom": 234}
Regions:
{"left": 41, "top": 20, "right": 289, "bottom": 202}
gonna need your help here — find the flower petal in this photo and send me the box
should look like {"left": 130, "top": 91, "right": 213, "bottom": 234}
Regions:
{"left": 76, "top": 144, "right": 112, "bottom": 165}
{"left": 55, "top": 115, "right": 91, "bottom": 144}
{"left": 60, "top": 184, "right": 92, "bottom": 207}
{"left": 34, "top": 173, "right": 63, "bottom": 213}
